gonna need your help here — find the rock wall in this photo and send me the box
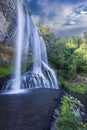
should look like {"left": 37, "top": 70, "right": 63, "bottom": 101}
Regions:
{"left": 0, "top": 0, "right": 16, "bottom": 45}
{"left": 0, "top": 0, "right": 32, "bottom": 67}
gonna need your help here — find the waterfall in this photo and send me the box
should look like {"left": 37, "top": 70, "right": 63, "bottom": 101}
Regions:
{"left": 30, "top": 18, "right": 42, "bottom": 72}
{"left": 22, "top": 9, "right": 30, "bottom": 69}
{"left": 12, "top": 0, "right": 25, "bottom": 90}
{"left": 40, "top": 37, "right": 48, "bottom": 64}
{"left": 2, "top": 0, "right": 59, "bottom": 92}
{"left": 21, "top": 19, "right": 59, "bottom": 89}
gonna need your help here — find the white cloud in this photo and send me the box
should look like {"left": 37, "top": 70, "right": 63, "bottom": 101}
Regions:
{"left": 80, "top": 10, "right": 87, "bottom": 14}
{"left": 69, "top": 21, "right": 77, "bottom": 25}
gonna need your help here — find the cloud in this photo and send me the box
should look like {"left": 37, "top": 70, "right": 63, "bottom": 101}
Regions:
{"left": 30, "top": 0, "right": 87, "bottom": 37}
{"left": 33, "top": 1, "right": 73, "bottom": 27}
{"left": 80, "top": 10, "right": 87, "bottom": 14}
{"left": 56, "top": 27, "right": 85, "bottom": 38}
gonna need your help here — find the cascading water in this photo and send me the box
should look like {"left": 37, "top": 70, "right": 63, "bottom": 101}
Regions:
{"left": 30, "top": 18, "right": 42, "bottom": 71}
{"left": 2, "top": 0, "right": 59, "bottom": 92}
{"left": 21, "top": 21, "right": 59, "bottom": 89}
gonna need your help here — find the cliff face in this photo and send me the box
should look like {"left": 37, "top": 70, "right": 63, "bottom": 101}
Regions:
{"left": 0, "top": 0, "right": 17, "bottom": 66}
{"left": 0, "top": 0, "right": 32, "bottom": 68}
{"left": 0, "top": 0, "right": 16, "bottom": 45}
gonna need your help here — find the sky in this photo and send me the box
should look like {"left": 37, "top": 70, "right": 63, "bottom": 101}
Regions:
{"left": 24, "top": 0, "right": 87, "bottom": 38}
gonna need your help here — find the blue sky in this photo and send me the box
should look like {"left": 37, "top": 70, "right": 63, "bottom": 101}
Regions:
{"left": 24, "top": 0, "right": 87, "bottom": 37}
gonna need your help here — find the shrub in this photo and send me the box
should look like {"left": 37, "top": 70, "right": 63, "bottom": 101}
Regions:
{"left": 55, "top": 95, "right": 87, "bottom": 130}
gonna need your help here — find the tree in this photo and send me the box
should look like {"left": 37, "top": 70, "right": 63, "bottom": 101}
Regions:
{"left": 83, "top": 31, "right": 87, "bottom": 45}
{"left": 72, "top": 36, "right": 83, "bottom": 48}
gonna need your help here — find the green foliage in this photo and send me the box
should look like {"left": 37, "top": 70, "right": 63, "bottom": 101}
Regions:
{"left": 55, "top": 95, "right": 87, "bottom": 130}
{"left": 83, "top": 31, "right": 87, "bottom": 44}
{"left": 37, "top": 24, "right": 87, "bottom": 93}
{"left": 56, "top": 116, "right": 87, "bottom": 130}
{"left": 57, "top": 74, "right": 87, "bottom": 94}
{"left": 0, "top": 59, "right": 32, "bottom": 78}
{"left": 37, "top": 23, "right": 55, "bottom": 47}
{"left": 48, "top": 38, "right": 77, "bottom": 79}
{"left": 0, "top": 65, "right": 12, "bottom": 77}
{"left": 74, "top": 44, "right": 87, "bottom": 73}
{"left": 43, "top": 32, "right": 87, "bottom": 80}
{"left": 63, "top": 81, "right": 87, "bottom": 94}
{"left": 56, "top": 116, "right": 85, "bottom": 130}
{"left": 72, "top": 36, "right": 84, "bottom": 48}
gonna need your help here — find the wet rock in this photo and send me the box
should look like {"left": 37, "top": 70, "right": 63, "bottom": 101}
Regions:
{"left": 0, "top": 75, "right": 10, "bottom": 90}
{"left": 80, "top": 107, "right": 87, "bottom": 123}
